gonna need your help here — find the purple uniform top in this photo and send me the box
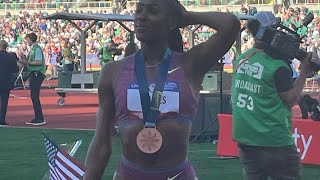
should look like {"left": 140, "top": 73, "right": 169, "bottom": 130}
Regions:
{"left": 113, "top": 51, "right": 198, "bottom": 127}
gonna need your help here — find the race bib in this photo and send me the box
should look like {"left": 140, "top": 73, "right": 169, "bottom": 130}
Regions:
{"left": 127, "top": 81, "right": 180, "bottom": 116}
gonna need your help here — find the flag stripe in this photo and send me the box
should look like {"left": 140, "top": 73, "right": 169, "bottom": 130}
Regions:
{"left": 50, "top": 169, "right": 58, "bottom": 180}
{"left": 50, "top": 174, "right": 56, "bottom": 180}
{"left": 44, "top": 136, "right": 85, "bottom": 180}
{"left": 50, "top": 174, "right": 57, "bottom": 180}
{"left": 49, "top": 162, "right": 61, "bottom": 180}
{"left": 55, "top": 166, "right": 68, "bottom": 180}
{"left": 56, "top": 155, "right": 83, "bottom": 179}
{"left": 57, "top": 151, "right": 85, "bottom": 175}
{"left": 56, "top": 160, "right": 80, "bottom": 180}
{"left": 58, "top": 149, "right": 86, "bottom": 171}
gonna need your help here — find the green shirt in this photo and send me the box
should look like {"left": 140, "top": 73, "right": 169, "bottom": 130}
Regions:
{"left": 232, "top": 48, "right": 294, "bottom": 147}
{"left": 293, "top": 21, "right": 301, "bottom": 28}
{"left": 28, "top": 43, "right": 45, "bottom": 75}
{"left": 62, "top": 48, "right": 74, "bottom": 65}
{"left": 100, "top": 47, "right": 111, "bottom": 65}
{"left": 297, "top": 26, "right": 307, "bottom": 36}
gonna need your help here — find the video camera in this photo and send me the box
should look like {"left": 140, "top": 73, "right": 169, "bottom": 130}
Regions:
{"left": 106, "top": 42, "right": 122, "bottom": 58}
{"left": 299, "top": 94, "right": 320, "bottom": 121}
{"left": 254, "top": 12, "right": 319, "bottom": 71}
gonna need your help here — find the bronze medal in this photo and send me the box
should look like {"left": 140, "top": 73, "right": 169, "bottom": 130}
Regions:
{"left": 136, "top": 128, "right": 163, "bottom": 154}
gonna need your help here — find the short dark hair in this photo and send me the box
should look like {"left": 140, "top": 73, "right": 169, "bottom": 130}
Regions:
{"left": 246, "top": 19, "right": 261, "bottom": 37}
{"left": 26, "top": 33, "right": 37, "bottom": 43}
{"left": 0, "top": 40, "right": 8, "bottom": 50}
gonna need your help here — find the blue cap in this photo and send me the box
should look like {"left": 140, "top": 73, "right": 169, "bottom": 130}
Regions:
{"left": 254, "top": 11, "right": 277, "bottom": 27}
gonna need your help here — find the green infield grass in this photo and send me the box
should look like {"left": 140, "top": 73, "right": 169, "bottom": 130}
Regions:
{"left": 0, "top": 127, "right": 319, "bottom": 180}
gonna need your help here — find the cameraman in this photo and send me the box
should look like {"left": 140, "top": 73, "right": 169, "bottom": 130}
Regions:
{"left": 232, "top": 12, "right": 312, "bottom": 180}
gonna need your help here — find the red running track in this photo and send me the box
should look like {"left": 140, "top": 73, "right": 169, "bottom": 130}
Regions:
{"left": 6, "top": 88, "right": 98, "bottom": 130}
{"left": 4, "top": 87, "right": 317, "bottom": 130}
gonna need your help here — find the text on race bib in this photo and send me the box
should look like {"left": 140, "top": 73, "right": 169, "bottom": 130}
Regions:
{"left": 127, "top": 82, "right": 180, "bottom": 115}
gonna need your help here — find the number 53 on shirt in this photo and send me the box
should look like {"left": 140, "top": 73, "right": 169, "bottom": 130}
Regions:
{"left": 236, "top": 93, "right": 254, "bottom": 111}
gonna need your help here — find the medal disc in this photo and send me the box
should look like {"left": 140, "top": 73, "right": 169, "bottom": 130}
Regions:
{"left": 136, "top": 128, "right": 163, "bottom": 154}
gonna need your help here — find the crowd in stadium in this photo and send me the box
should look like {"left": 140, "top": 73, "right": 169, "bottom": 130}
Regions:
{"left": 0, "top": 2, "right": 319, "bottom": 69}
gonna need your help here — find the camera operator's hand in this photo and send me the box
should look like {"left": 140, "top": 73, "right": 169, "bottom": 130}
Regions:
{"left": 280, "top": 52, "right": 313, "bottom": 107}
{"left": 299, "top": 52, "right": 313, "bottom": 78}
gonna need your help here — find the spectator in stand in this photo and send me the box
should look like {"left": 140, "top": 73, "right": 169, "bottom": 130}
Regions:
{"left": 62, "top": 40, "right": 75, "bottom": 72}
{"left": 240, "top": 4, "right": 248, "bottom": 15}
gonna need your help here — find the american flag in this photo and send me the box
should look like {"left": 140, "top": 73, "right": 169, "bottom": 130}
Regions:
{"left": 44, "top": 135, "right": 86, "bottom": 180}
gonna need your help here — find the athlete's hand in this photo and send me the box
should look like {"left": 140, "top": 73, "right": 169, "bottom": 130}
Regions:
{"left": 175, "top": 1, "right": 189, "bottom": 28}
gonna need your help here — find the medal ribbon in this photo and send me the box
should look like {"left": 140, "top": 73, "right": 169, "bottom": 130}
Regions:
{"left": 134, "top": 48, "right": 172, "bottom": 128}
